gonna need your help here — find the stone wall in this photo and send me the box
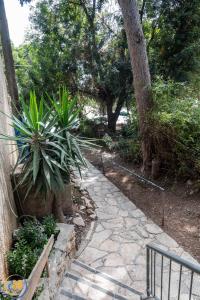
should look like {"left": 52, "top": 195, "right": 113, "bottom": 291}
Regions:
{"left": 0, "top": 55, "right": 17, "bottom": 280}
{"left": 39, "top": 223, "right": 76, "bottom": 300}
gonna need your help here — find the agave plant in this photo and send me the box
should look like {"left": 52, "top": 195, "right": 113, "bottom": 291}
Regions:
{"left": 48, "top": 88, "right": 93, "bottom": 173}
{"left": 0, "top": 90, "right": 91, "bottom": 220}
{"left": 1, "top": 92, "right": 70, "bottom": 196}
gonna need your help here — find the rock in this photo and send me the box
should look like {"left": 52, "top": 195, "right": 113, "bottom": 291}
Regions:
{"left": 87, "top": 209, "right": 94, "bottom": 215}
{"left": 73, "top": 183, "right": 79, "bottom": 188}
{"left": 73, "top": 216, "right": 85, "bottom": 227}
{"left": 145, "top": 223, "right": 163, "bottom": 234}
{"left": 80, "top": 205, "right": 86, "bottom": 210}
{"left": 90, "top": 213, "right": 97, "bottom": 220}
{"left": 84, "top": 198, "right": 93, "bottom": 209}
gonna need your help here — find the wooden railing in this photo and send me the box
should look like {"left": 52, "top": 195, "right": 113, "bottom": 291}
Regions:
{"left": 22, "top": 235, "right": 54, "bottom": 300}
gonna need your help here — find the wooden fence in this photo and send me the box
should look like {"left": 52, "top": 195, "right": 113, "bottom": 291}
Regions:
{"left": 23, "top": 235, "right": 54, "bottom": 300}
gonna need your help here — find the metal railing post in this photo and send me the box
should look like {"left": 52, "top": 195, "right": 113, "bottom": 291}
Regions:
{"left": 145, "top": 243, "right": 200, "bottom": 300}
{"left": 146, "top": 247, "right": 150, "bottom": 296}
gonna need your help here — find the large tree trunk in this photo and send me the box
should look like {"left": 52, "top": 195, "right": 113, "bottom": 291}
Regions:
{"left": 0, "top": 0, "right": 19, "bottom": 114}
{"left": 118, "top": 0, "right": 154, "bottom": 175}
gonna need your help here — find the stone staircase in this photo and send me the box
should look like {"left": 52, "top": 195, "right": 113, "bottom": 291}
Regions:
{"left": 57, "top": 259, "right": 143, "bottom": 300}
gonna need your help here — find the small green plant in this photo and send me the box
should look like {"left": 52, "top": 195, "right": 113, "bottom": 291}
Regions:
{"left": 7, "top": 217, "right": 58, "bottom": 278}
{"left": 7, "top": 240, "right": 39, "bottom": 278}
{"left": 102, "top": 133, "right": 114, "bottom": 151}
{"left": 42, "top": 215, "right": 58, "bottom": 238}
{"left": 15, "top": 220, "right": 48, "bottom": 250}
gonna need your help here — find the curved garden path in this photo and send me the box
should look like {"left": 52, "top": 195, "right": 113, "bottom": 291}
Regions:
{"left": 58, "top": 163, "right": 200, "bottom": 299}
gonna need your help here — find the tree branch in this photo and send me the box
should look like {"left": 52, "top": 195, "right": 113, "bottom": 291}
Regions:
{"left": 140, "top": 0, "right": 146, "bottom": 23}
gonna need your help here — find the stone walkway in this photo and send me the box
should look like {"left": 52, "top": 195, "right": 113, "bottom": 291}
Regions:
{"left": 59, "top": 163, "right": 200, "bottom": 299}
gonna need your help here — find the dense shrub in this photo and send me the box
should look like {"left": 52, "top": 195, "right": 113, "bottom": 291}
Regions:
{"left": 79, "top": 119, "right": 95, "bottom": 138}
{"left": 114, "top": 138, "right": 141, "bottom": 163}
{"left": 42, "top": 215, "right": 58, "bottom": 237}
{"left": 7, "top": 241, "right": 40, "bottom": 278}
{"left": 7, "top": 216, "right": 57, "bottom": 278}
{"left": 117, "top": 78, "right": 200, "bottom": 177}
{"left": 15, "top": 220, "right": 48, "bottom": 250}
{"left": 151, "top": 78, "right": 200, "bottom": 176}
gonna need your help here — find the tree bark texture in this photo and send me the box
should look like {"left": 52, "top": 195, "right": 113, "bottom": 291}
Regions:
{"left": 52, "top": 194, "right": 65, "bottom": 223}
{"left": 118, "top": 0, "right": 154, "bottom": 174}
{"left": 0, "top": 0, "right": 19, "bottom": 113}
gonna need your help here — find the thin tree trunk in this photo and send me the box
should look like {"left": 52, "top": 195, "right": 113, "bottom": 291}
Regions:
{"left": 0, "top": 0, "right": 19, "bottom": 114}
{"left": 118, "top": 0, "right": 153, "bottom": 175}
{"left": 106, "top": 101, "right": 117, "bottom": 133}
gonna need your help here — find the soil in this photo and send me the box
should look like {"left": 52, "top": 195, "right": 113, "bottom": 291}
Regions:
{"left": 84, "top": 148, "right": 200, "bottom": 262}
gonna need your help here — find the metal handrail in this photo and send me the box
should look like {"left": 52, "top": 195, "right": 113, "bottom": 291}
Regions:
{"left": 145, "top": 243, "right": 200, "bottom": 300}
{"left": 147, "top": 243, "right": 200, "bottom": 275}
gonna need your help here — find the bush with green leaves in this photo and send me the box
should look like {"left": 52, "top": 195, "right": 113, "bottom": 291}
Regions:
{"left": 7, "top": 217, "right": 57, "bottom": 278}
{"left": 42, "top": 215, "right": 58, "bottom": 237}
{"left": 7, "top": 240, "right": 40, "bottom": 278}
{"left": 151, "top": 77, "right": 200, "bottom": 176}
{"left": 15, "top": 220, "right": 48, "bottom": 250}
{"left": 79, "top": 119, "right": 95, "bottom": 138}
{"left": 115, "top": 138, "right": 141, "bottom": 163}
{"left": 102, "top": 134, "right": 114, "bottom": 151}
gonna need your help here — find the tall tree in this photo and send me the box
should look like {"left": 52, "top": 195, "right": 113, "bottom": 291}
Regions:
{"left": 15, "top": 0, "right": 133, "bottom": 132}
{"left": 143, "top": 0, "right": 200, "bottom": 81}
{"left": 0, "top": 0, "right": 19, "bottom": 112}
{"left": 118, "top": 0, "right": 153, "bottom": 174}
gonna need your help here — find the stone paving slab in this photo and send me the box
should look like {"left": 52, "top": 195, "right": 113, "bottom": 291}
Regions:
{"left": 72, "top": 163, "right": 200, "bottom": 299}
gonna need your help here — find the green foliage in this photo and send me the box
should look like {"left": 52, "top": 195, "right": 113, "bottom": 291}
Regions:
{"left": 79, "top": 119, "right": 95, "bottom": 138}
{"left": 14, "top": 0, "right": 133, "bottom": 131}
{"left": 7, "top": 218, "right": 57, "bottom": 278}
{"left": 7, "top": 241, "right": 40, "bottom": 278}
{"left": 48, "top": 88, "right": 80, "bottom": 129}
{"left": 0, "top": 89, "right": 88, "bottom": 197}
{"left": 152, "top": 78, "right": 200, "bottom": 175}
{"left": 115, "top": 138, "right": 141, "bottom": 163}
{"left": 42, "top": 215, "right": 58, "bottom": 238}
{"left": 102, "top": 134, "right": 114, "bottom": 151}
{"left": 15, "top": 220, "right": 48, "bottom": 250}
{"left": 121, "top": 111, "right": 139, "bottom": 139}
{"left": 145, "top": 0, "right": 200, "bottom": 81}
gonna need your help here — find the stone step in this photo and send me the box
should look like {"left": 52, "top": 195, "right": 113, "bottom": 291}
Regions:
{"left": 70, "top": 260, "right": 142, "bottom": 299}
{"left": 58, "top": 271, "right": 141, "bottom": 300}
{"left": 59, "top": 288, "right": 87, "bottom": 300}
{"left": 56, "top": 259, "right": 142, "bottom": 300}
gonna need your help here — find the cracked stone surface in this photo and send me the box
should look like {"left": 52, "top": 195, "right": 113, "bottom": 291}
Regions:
{"left": 72, "top": 163, "right": 200, "bottom": 298}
